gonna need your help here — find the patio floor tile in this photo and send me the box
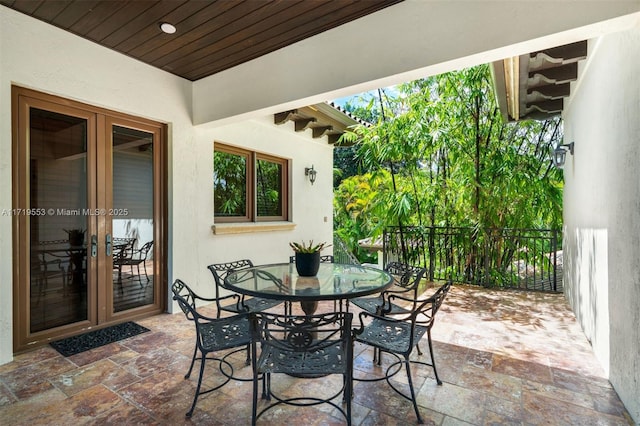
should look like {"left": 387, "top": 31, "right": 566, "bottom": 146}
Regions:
{"left": 0, "top": 283, "right": 634, "bottom": 425}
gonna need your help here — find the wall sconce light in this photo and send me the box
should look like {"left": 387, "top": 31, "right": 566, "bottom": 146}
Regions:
{"left": 305, "top": 165, "right": 317, "bottom": 185}
{"left": 552, "top": 142, "right": 574, "bottom": 169}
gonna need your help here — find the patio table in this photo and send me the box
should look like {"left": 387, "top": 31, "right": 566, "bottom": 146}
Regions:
{"left": 224, "top": 262, "right": 393, "bottom": 315}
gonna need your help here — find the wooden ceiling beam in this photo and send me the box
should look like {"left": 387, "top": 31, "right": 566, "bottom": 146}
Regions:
{"left": 528, "top": 62, "right": 578, "bottom": 84}
{"left": 527, "top": 83, "right": 571, "bottom": 99}
{"left": 274, "top": 110, "right": 298, "bottom": 125}
{"left": 312, "top": 126, "right": 333, "bottom": 138}
{"left": 294, "top": 118, "right": 317, "bottom": 132}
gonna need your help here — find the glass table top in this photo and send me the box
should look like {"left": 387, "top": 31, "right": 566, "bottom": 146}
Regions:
{"left": 224, "top": 263, "right": 393, "bottom": 302}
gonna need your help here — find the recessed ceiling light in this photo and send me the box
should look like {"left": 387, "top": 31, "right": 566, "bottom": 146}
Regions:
{"left": 159, "top": 22, "right": 176, "bottom": 34}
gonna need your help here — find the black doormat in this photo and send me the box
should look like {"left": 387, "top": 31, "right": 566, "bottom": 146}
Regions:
{"left": 50, "top": 321, "right": 150, "bottom": 357}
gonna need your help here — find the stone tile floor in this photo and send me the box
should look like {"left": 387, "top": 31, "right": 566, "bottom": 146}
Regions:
{"left": 0, "top": 284, "right": 634, "bottom": 425}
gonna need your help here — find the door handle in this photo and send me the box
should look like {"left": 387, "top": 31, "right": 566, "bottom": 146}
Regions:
{"left": 105, "top": 233, "right": 112, "bottom": 256}
{"left": 91, "top": 235, "right": 98, "bottom": 257}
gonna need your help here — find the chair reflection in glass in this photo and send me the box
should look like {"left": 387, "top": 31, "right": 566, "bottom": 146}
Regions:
{"left": 30, "top": 251, "right": 67, "bottom": 304}
{"left": 113, "top": 239, "right": 153, "bottom": 289}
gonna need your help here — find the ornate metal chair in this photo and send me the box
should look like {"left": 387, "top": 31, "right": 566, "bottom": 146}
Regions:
{"left": 350, "top": 261, "right": 427, "bottom": 315}
{"left": 172, "top": 279, "right": 253, "bottom": 418}
{"left": 250, "top": 311, "right": 353, "bottom": 425}
{"left": 207, "top": 259, "right": 283, "bottom": 316}
{"left": 352, "top": 280, "right": 452, "bottom": 424}
{"left": 31, "top": 251, "right": 67, "bottom": 303}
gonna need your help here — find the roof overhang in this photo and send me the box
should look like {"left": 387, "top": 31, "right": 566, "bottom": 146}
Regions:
{"left": 273, "top": 102, "right": 365, "bottom": 146}
{"left": 491, "top": 40, "right": 588, "bottom": 122}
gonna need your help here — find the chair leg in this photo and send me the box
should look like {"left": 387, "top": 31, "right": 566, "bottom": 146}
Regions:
{"left": 427, "top": 330, "right": 442, "bottom": 385}
{"left": 186, "top": 354, "right": 207, "bottom": 417}
{"left": 404, "top": 356, "right": 424, "bottom": 424}
{"left": 252, "top": 367, "right": 259, "bottom": 426}
{"left": 136, "top": 263, "right": 144, "bottom": 288}
{"left": 185, "top": 346, "right": 198, "bottom": 379}
{"left": 143, "top": 259, "right": 150, "bottom": 281}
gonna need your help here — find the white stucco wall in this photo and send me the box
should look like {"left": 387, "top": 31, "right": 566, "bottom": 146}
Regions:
{"left": 0, "top": 7, "right": 333, "bottom": 364}
{"left": 563, "top": 27, "right": 640, "bottom": 423}
{"left": 188, "top": 117, "right": 334, "bottom": 291}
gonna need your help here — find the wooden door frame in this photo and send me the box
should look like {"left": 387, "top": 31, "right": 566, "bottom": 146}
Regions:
{"left": 11, "top": 86, "right": 168, "bottom": 354}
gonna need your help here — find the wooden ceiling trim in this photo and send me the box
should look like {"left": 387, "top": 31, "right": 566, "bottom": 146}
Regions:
{"left": 31, "top": 0, "right": 69, "bottom": 22}
{"left": 100, "top": 1, "right": 189, "bottom": 48}
{"left": 295, "top": 118, "right": 317, "bottom": 132}
{"left": 312, "top": 126, "right": 334, "bottom": 138}
{"left": 185, "top": 1, "right": 386, "bottom": 79}
{"left": 85, "top": 1, "right": 156, "bottom": 42}
{"left": 528, "top": 62, "right": 578, "bottom": 85}
{"left": 133, "top": 1, "right": 244, "bottom": 63}
{"left": 160, "top": 0, "right": 299, "bottom": 73}
{"left": 115, "top": 1, "right": 210, "bottom": 53}
{"left": 67, "top": 1, "right": 125, "bottom": 35}
{"left": 48, "top": 0, "right": 99, "bottom": 29}
{"left": 274, "top": 110, "right": 298, "bottom": 125}
{"left": 527, "top": 83, "right": 571, "bottom": 99}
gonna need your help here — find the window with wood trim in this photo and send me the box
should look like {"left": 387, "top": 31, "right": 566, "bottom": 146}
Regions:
{"left": 214, "top": 143, "right": 288, "bottom": 222}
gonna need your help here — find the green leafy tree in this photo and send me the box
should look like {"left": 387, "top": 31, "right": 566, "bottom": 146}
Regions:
{"left": 334, "top": 65, "right": 564, "bottom": 264}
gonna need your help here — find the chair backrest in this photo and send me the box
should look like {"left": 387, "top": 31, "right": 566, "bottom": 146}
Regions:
{"left": 113, "top": 238, "right": 136, "bottom": 261}
{"left": 172, "top": 279, "right": 251, "bottom": 352}
{"left": 171, "top": 278, "right": 198, "bottom": 320}
{"left": 385, "top": 261, "right": 427, "bottom": 292}
{"left": 137, "top": 241, "right": 154, "bottom": 259}
{"left": 409, "top": 280, "right": 452, "bottom": 330}
{"left": 207, "top": 259, "right": 255, "bottom": 307}
{"left": 289, "top": 254, "right": 334, "bottom": 263}
{"left": 207, "top": 259, "right": 254, "bottom": 288}
{"left": 250, "top": 311, "right": 353, "bottom": 375}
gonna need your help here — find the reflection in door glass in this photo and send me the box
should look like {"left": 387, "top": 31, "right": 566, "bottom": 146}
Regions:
{"left": 29, "top": 108, "right": 88, "bottom": 332}
{"left": 112, "top": 126, "right": 155, "bottom": 312}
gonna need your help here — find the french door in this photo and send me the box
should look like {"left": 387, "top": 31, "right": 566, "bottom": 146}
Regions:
{"left": 12, "top": 87, "right": 166, "bottom": 352}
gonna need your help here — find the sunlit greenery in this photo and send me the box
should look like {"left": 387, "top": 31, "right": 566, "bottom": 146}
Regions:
{"left": 214, "top": 150, "right": 247, "bottom": 217}
{"left": 334, "top": 65, "right": 564, "bottom": 259}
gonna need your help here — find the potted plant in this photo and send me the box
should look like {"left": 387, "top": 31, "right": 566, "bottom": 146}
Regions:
{"left": 289, "top": 240, "right": 330, "bottom": 276}
{"left": 64, "top": 228, "right": 86, "bottom": 246}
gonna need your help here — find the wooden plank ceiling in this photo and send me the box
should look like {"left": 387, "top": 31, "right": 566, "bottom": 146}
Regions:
{"left": 1, "top": 0, "right": 401, "bottom": 81}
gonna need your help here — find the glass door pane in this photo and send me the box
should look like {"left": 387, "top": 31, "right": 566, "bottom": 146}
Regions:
{"left": 111, "top": 125, "right": 155, "bottom": 312}
{"left": 29, "top": 108, "right": 89, "bottom": 332}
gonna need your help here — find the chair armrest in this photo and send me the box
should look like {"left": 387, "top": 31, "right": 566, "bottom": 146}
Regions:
{"left": 378, "top": 292, "right": 418, "bottom": 315}
{"left": 353, "top": 308, "right": 408, "bottom": 336}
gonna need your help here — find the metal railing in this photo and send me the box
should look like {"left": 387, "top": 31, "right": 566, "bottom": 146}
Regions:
{"left": 383, "top": 226, "right": 562, "bottom": 292}
{"left": 332, "top": 237, "right": 361, "bottom": 265}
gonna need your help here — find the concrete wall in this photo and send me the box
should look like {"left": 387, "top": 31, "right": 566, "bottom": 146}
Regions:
{"left": 563, "top": 26, "right": 640, "bottom": 423}
{"left": 0, "top": 7, "right": 333, "bottom": 365}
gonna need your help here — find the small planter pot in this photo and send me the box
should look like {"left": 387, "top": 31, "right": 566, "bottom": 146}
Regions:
{"left": 295, "top": 252, "right": 321, "bottom": 276}
{"left": 67, "top": 230, "right": 85, "bottom": 246}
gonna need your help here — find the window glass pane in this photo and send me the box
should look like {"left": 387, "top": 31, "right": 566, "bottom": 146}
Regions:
{"left": 29, "top": 107, "right": 88, "bottom": 332}
{"left": 214, "top": 150, "right": 247, "bottom": 217}
{"left": 256, "top": 158, "right": 282, "bottom": 217}
{"left": 112, "top": 125, "right": 155, "bottom": 313}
